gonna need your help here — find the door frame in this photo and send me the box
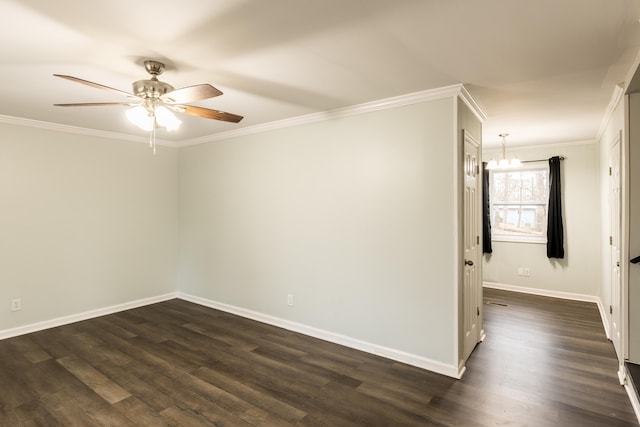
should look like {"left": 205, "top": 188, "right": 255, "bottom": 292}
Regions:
{"left": 461, "top": 129, "right": 483, "bottom": 363}
{"left": 610, "top": 130, "right": 623, "bottom": 362}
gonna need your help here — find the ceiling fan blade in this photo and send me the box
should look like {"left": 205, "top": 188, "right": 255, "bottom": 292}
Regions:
{"left": 163, "top": 84, "right": 223, "bottom": 104}
{"left": 53, "top": 74, "right": 135, "bottom": 98}
{"left": 180, "top": 105, "right": 244, "bottom": 123}
{"left": 54, "top": 102, "right": 136, "bottom": 107}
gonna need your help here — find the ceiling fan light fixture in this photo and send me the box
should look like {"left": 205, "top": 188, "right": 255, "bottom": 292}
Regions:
{"left": 154, "top": 105, "right": 181, "bottom": 131}
{"left": 54, "top": 60, "right": 244, "bottom": 155}
{"left": 126, "top": 105, "right": 154, "bottom": 131}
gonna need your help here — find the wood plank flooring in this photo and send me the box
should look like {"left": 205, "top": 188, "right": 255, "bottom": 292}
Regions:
{"left": 0, "top": 288, "right": 637, "bottom": 426}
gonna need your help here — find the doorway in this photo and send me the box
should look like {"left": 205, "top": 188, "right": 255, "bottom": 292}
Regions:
{"left": 462, "top": 129, "right": 483, "bottom": 362}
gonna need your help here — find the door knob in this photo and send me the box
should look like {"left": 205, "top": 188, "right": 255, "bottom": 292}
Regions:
{"left": 465, "top": 259, "right": 474, "bottom": 266}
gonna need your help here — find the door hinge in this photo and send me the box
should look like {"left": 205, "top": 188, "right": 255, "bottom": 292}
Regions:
{"left": 477, "top": 235, "right": 480, "bottom": 245}
{"left": 609, "top": 167, "right": 612, "bottom": 176}
{"left": 477, "top": 307, "right": 480, "bottom": 316}
{"left": 476, "top": 165, "right": 480, "bottom": 175}
{"left": 610, "top": 236, "right": 613, "bottom": 245}
{"left": 610, "top": 305, "right": 613, "bottom": 315}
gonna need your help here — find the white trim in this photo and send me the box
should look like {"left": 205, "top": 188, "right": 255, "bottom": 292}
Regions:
{"left": 453, "top": 100, "right": 461, "bottom": 375}
{"left": 598, "top": 298, "right": 612, "bottom": 341}
{"left": 620, "top": 367, "right": 628, "bottom": 386}
{"left": 458, "top": 85, "right": 487, "bottom": 123}
{"left": 622, "top": 96, "right": 630, "bottom": 362}
{"left": 623, "top": 372, "right": 640, "bottom": 424}
{"left": 0, "top": 292, "right": 178, "bottom": 340}
{"left": 180, "top": 84, "right": 481, "bottom": 147}
{"left": 0, "top": 84, "right": 485, "bottom": 151}
{"left": 483, "top": 139, "right": 596, "bottom": 152}
{"left": 490, "top": 235, "right": 546, "bottom": 244}
{"left": 178, "top": 292, "right": 462, "bottom": 379}
{"left": 0, "top": 114, "right": 177, "bottom": 147}
{"left": 596, "top": 84, "right": 625, "bottom": 142}
{"left": 620, "top": 364, "right": 640, "bottom": 427}
{"left": 483, "top": 281, "right": 600, "bottom": 303}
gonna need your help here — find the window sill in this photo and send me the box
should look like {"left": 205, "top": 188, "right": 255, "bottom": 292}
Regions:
{"left": 491, "top": 235, "right": 547, "bottom": 244}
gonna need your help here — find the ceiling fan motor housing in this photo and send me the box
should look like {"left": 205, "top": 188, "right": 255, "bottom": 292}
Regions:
{"left": 132, "top": 79, "right": 174, "bottom": 99}
{"left": 144, "top": 60, "right": 165, "bottom": 76}
{"left": 132, "top": 61, "right": 174, "bottom": 99}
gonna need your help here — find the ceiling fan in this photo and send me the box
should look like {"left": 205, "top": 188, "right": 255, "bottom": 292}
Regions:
{"left": 54, "top": 60, "right": 243, "bottom": 152}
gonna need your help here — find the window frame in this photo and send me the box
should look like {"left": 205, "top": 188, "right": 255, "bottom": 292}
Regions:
{"left": 489, "top": 161, "right": 549, "bottom": 244}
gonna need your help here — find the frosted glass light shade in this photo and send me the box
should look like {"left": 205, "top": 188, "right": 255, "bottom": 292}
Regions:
{"left": 126, "top": 106, "right": 154, "bottom": 131}
{"left": 155, "top": 106, "right": 181, "bottom": 131}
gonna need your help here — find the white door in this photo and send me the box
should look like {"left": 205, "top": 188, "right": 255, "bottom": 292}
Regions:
{"left": 610, "top": 132, "right": 622, "bottom": 358}
{"left": 462, "top": 130, "right": 482, "bottom": 361}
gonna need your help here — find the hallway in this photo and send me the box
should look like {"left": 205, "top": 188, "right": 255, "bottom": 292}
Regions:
{"left": 463, "top": 288, "right": 637, "bottom": 426}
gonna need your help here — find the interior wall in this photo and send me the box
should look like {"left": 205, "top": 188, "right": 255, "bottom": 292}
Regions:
{"left": 178, "top": 98, "right": 459, "bottom": 368}
{"left": 628, "top": 93, "right": 640, "bottom": 362}
{"left": 456, "top": 97, "right": 483, "bottom": 366}
{"left": 0, "top": 123, "right": 178, "bottom": 331}
{"left": 598, "top": 97, "right": 624, "bottom": 335}
{"left": 482, "top": 141, "right": 601, "bottom": 297}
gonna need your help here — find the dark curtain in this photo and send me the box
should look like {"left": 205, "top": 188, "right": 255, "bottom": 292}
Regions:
{"left": 482, "top": 162, "right": 492, "bottom": 253}
{"left": 546, "top": 156, "right": 564, "bottom": 258}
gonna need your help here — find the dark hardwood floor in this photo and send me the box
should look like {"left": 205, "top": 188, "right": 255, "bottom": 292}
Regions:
{"left": 0, "top": 288, "right": 637, "bottom": 426}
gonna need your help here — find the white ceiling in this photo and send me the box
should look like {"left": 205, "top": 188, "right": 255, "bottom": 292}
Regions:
{"left": 2, "top": 0, "right": 639, "bottom": 148}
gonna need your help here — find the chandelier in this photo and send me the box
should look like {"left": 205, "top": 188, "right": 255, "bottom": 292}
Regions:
{"left": 486, "top": 133, "right": 521, "bottom": 169}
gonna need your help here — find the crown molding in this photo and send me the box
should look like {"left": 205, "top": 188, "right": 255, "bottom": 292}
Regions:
{"left": 0, "top": 114, "right": 176, "bottom": 147}
{"left": 595, "top": 83, "right": 625, "bottom": 142}
{"left": 0, "top": 83, "right": 485, "bottom": 150}
{"left": 482, "top": 139, "right": 596, "bottom": 154}
{"left": 458, "top": 84, "right": 487, "bottom": 123}
{"left": 180, "top": 84, "right": 483, "bottom": 147}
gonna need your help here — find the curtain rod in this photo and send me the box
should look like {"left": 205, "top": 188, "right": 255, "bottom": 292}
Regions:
{"left": 521, "top": 156, "right": 566, "bottom": 164}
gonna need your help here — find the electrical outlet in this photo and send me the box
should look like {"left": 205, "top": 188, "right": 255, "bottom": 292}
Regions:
{"left": 287, "top": 294, "right": 294, "bottom": 307}
{"left": 517, "top": 268, "right": 531, "bottom": 277}
{"left": 11, "top": 298, "right": 21, "bottom": 312}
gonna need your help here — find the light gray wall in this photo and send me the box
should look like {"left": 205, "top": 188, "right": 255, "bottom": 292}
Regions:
{"left": 0, "top": 123, "right": 178, "bottom": 330}
{"left": 598, "top": 96, "right": 624, "bottom": 336}
{"left": 628, "top": 93, "right": 640, "bottom": 362}
{"left": 482, "top": 142, "right": 601, "bottom": 297}
{"left": 178, "top": 98, "right": 459, "bottom": 366}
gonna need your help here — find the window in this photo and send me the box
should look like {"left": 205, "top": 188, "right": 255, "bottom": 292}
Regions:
{"left": 489, "top": 163, "right": 549, "bottom": 243}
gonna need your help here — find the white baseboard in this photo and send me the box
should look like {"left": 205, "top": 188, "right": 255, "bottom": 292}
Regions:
{"left": 620, "top": 366, "right": 627, "bottom": 386}
{"left": 483, "top": 281, "right": 599, "bottom": 303}
{"left": 483, "top": 281, "right": 610, "bottom": 339}
{"left": 178, "top": 292, "right": 462, "bottom": 379}
{"left": 597, "top": 299, "right": 612, "bottom": 340}
{"left": 0, "top": 290, "right": 462, "bottom": 379}
{"left": 622, "top": 369, "right": 640, "bottom": 425}
{"left": 0, "top": 292, "right": 178, "bottom": 340}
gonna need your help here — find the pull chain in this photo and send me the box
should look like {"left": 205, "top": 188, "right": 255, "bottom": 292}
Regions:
{"left": 150, "top": 116, "right": 157, "bottom": 155}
